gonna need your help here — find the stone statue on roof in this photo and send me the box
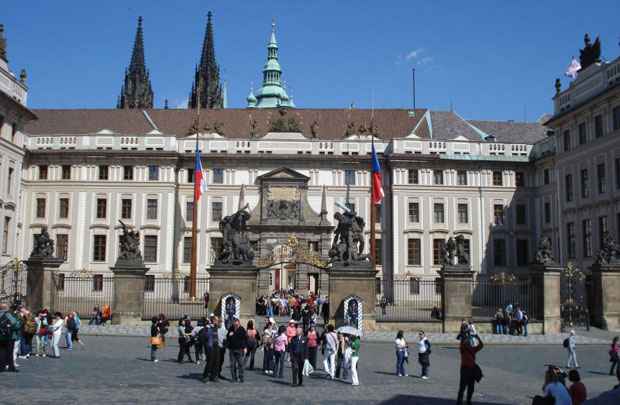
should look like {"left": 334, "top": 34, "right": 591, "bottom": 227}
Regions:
{"left": 579, "top": 33, "right": 601, "bottom": 70}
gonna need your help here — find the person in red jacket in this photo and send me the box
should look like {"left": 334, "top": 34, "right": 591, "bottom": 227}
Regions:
{"left": 456, "top": 332, "right": 484, "bottom": 405}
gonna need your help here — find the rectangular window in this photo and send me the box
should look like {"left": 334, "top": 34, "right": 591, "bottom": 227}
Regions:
{"left": 599, "top": 216, "right": 608, "bottom": 247}
{"left": 598, "top": 163, "right": 607, "bottom": 194}
{"left": 493, "top": 239, "right": 506, "bottom": 267}
{"left": 567, "top": 222, "right": 576, "bottom": 259}
{"left": 458, "top": 203, "right": 468, "bottom": 224}
{"left": 59, "top": 198, "right": 69, "bottom": 219}
{"left": 146, "top": 199, "right": 158, "bottom": 220}
{"left": 144, "top": 275, "right": 155, "bottom": 292}
{"left": 374, "top": 239, "right": 382, "bottom": 264}
{"left": 7, "top": 168, "right": 13, "bottom": 195}
{"left": 409, "top": 278, "right": 420, "bottom": 295}
{"left": 144, "top": 235, "right": 158, "bottom": 263}
{"left": 148, "top": 165, "right": 159, "bottom": 181}
{"left": 580, "top": 169, "right": 590, "bottom": 198}
{"left": 344, "top": 170, "right": 356, "bottom": 186}
{"left": 375, "top": 278, "right": 382, "bottom": 295}
{"left": 433, "top": 239, "right": 444, "bottom": 265}
{"left": 494, "top": 204, "right": 504, "bottom": 225}
{"left": 516, "top": 204, "right": 527, "bottom": 225}
{"left": 212, "top": 168, "right": 224, "bottom": 184}
{"left": 544, "top": 168, "right": 550, "bottom": 185}
{"left": 93, "top": 235, "right": 106, "bottom": 262}
{"left": 308, "top": 241, "right": 319, "bottom": 253}
{"left": 582, "top": 219, "right": 592, "bottom": 258}
{"left": 187, "top": 168, "right": 194, "bottom": 183}
{"left": 39, "top": 165, "right": 48, "bottom": 180}
{"left": 595, "top": 114, "right": 604, "bottom": 138}
{"left": 56, "top": 234, "right": 68, "bottom": 260}
{"left": 493, "top": 171, "right": 503, "bottom": 186}
{"left": 121, "top": 199, "right": 132, "bottom": 219}
{"left": 407, "top": 238, "right": 421, "bottom": 265}
{"left": 544, "top": 202, "right": 551, "bottom": 224}
{"left": 92, "top": 274, "right": 103, "bottom": 292}
{"left": 433, "top": 170, "right": 443, "bottom": 185}
{"left": 183, "top": 237, "right": 192, "bottom": 264}
{"left": 515, "top": 172, "right": 525, "bottom": 187}
{"left": 96, "top": 198, "right": 107, "bottom": 219}
{"left": 614, "top": 106, "right": 620, "bottom": 131}
{"left": 578, "top": 122, "right": 587, "bottom": 145}
{"left": 433, "top": 203, "right": 445, "bottom": 223}
{"left": 36, "top": 198, "right": 46, "bottom": 218}
{"left": 99, "top": 165, "right": 109, "bottom": 180}
{"left": 123, "top": 166, "right": 134, "bottom": 180}
{"left": 459, "top": 239, "right": 471, "bottom": 265}
{"left": 516, "top": 239, "right": 529, "bottom": 266}
{"left": 408, "top": 202, "right": 419, "bottom": 223}
{"left": 565, "top": 174, "right": 573, "bottom": 202}
{"left": 457, "top": 170, "right": 468, "bottom": 186}
{"left": 2, "top": 217, "right": 10, "bottom": 255}
{"left": 183, "top": 276, "right": 191, "bottom": 294}
{"left": 186, "top": 201, "right": 194, "bottom": 222}
{"left": 211, "top": 201, "right": 223, "bottom": 222}
{"left": 408, "top": 169, "right": 419, "bottom": 184}
{"left": 563, "top": 130, "right": 571, "bottom": 151}
{"left": 62, "top": 165, "right": 71, "bottom": 180}
{"left": 210, "top": 237, "right": 223, "bottom": 260}
{"left": 616, "top": 158, "right": 620, "bottom": 190}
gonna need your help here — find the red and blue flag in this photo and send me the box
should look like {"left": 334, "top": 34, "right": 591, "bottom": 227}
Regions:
{"left": 194, "top": 146, "right": 207, "bottom": 201}
{"left": 371, "top": 143, "right": 384, "bottom": 205}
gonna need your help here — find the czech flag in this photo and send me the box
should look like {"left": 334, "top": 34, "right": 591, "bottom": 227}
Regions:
{"left": 371, "top": 143, "right": 385, "bottom": 205}
{"left": 194, "top": 146, "right": 207, "bottom": 201}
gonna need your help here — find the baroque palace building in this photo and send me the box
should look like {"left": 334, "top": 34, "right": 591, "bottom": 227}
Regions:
{"left": 1, "top": 16, "right": 619, "bottom": 294}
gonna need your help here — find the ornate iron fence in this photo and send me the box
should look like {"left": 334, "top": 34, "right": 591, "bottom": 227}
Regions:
{"left": 471, "top": 274, "right": 540, "bottom": 320}
{"left": 143, "top": 277, "right": 210, "bottom": 320}
{"left": 51, "top": 274, "right": 114, "bottom": 318}
{"left": 376, "top": 279, "right": 443, "bottom": 322}
{"left": 0, "top": 259, "right": 27, "bottom": 305}
{"left": 560, "top": 262, "right": 589, "bottom": 331}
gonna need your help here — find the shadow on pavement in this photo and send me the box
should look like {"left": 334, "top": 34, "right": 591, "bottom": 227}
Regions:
{"left": 177, "top": 373, "right": 204, "bottom": 381}
{"left": 378, "top": 395, "right": 511, "bottom": 405}
{"left": 587, "top": 370, "right": 610, "bottom": 376}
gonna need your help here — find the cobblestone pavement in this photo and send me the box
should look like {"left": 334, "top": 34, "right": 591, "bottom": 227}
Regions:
{"left": 77, "top": 324, "right": 612, "bottom": 345}
{"left": 1, "top": 336, "right": 618, "bottom": 404}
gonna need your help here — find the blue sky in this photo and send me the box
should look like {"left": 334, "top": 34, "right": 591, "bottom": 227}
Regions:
{"left": 3, "top": 1, "right": 620, "bottom": 121}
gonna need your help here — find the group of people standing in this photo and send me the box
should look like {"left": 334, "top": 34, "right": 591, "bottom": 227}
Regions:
{"left": 0, "top": 302, "right": 83, "bottom": 372}
{"left": 256, "top": 290, "right": 329, "bottom": 328}
{"left": 494, "top": 304, "right": 529, "bottom": 336}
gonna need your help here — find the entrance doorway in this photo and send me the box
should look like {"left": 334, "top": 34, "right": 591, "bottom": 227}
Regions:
{"left": 309, "top": 273, "right": 319, "bottom": 294}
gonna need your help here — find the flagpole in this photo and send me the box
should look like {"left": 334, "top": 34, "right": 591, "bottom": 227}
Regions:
{"left": 370, "top": 136, "right": 376, "bottom": 272}
{"left": 190, "top": 79, "right": 202, "bottom": 300}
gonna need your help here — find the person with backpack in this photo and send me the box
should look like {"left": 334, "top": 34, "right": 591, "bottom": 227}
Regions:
{"left": 417, "top": 330, "right": 431, "bottom": 379}
{"left": 565, "top": 330, "right": 578, "bottom": 368}
{"left": 0, "top": 303, "right": 23, "bottom": 372}
{"left": 20, "top": 308, "right": 36, "bottom": 359}
{"left": 64, "top": 313, "right": 77, "bottom": 351}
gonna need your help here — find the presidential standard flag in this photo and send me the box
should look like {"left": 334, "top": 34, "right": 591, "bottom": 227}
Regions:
{"left": 371, "top": 143, "right": 385, "bottom": 205}
{"left": 194, "top": 147, "right": 207, "bottom": 201}
{"left": 565, "top": 57, "right": 581, "bottom": 79}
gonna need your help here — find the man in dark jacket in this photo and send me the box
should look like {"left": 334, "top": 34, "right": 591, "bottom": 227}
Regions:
{"left": 0, "top": 303, "right": 23, "bottom": 372}
{"left": 202, "top": 316, "right": 220, "bottom": 382}
{"left": 227, "top": 318, "right": 247, "bottom": 383}
{"left": 289, "top": 326, "right": 308, "bottom": 386}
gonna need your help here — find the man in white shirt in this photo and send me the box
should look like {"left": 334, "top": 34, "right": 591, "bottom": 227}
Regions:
{"left": 417, "top": 331, "right": 431, "bottom": 379}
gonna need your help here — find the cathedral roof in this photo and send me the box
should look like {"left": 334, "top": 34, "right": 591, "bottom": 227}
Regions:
{"left": 23, "top": 108, "right": 546, "bottom": 144}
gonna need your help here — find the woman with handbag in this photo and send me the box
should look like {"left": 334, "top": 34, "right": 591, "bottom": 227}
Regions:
{"left": 149, "top": 317, "right": 162, "bottom": 362}
{"left": 395, "top": 330, "right": 408, "bottom": 377}
{"left": 609, "top": 336, "right": 620, "bottom": 376}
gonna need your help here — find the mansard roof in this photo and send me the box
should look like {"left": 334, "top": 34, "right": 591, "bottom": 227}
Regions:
{"left": 23, "top": 108, "right": 546, "bottom": 145}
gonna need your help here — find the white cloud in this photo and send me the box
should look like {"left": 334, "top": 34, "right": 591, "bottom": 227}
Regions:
{"left": 418, "top": 56, "right": 433, "bottom": 65}
{"left": 175, "top": 98, "right": 189, "bottom": 109}
{"left": 406, "top": 48, "right": 424, "bottom": 61}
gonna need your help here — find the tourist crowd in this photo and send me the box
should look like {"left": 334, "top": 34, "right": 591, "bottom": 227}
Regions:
{"left": 493, "top": 303, "right": 529, "bottom": 336}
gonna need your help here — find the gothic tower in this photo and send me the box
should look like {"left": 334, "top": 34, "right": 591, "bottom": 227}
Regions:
{"left": 117, "top": 16, "right": 154, "bottom": 109}
{"left": 189, "top": 11, "right": 223, "bottom": 109}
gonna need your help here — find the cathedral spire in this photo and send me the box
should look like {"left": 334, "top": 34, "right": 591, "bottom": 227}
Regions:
{"left": 189, "top": 11, "right": 223, "bottom": 109}
{"left": 117, "top": 16, "right": 154, "bottom": 109}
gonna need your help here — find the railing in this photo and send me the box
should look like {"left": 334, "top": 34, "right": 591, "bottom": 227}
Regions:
{"left": 52, "top": 275, "right": 114, "bottom": 318}
{"left": 0, "top": 260, "right": 27, "bottom": 305}
{"left": 376, "top": 279, "right": 443, "bottom": 322}
{"left": 471, "top": 276, "right": 540, "bottom": 320}
{"left": 143, "top": 277, "right": 210, "bottom": 320}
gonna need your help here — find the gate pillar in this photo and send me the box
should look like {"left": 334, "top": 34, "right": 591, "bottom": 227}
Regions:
{"left": 439, "top": 264, "right": 473, "bottom": 333}
{"left": 529, "top": 264, "right": 563, "bottom": 334}
{"left": 24, "top": 257, "right": 64, "bottom": 312}
{"left": 589, "top": 262, "right": 620, "bottom": 330}
{"left": 329, "top": 263, "right": 376, "bottom": 332}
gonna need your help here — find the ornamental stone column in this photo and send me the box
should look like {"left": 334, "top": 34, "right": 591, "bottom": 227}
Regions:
{"left": 589, "top": 232, "right": 620, "bottom": 330}
{"left": 439, "top": 236, "right": 474, "bottom": 333}
{"left": 529, "top": 236, "right": 562, "bottom": 334}
{"left": 110, "top": 221, "right": 149, "bottom": 325}
{"left": 25, "top": 226, "right": 65, "bottom": 312}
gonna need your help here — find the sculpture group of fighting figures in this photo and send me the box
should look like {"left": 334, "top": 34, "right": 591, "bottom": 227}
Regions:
{"left": 217, "top": 204, "right": 255, "bottom": 265}
{"left": 441, "top": 235, "right": 470, "bottom": 266}
{"left": 329, "top": 205, "right": 368, "bottom": 265}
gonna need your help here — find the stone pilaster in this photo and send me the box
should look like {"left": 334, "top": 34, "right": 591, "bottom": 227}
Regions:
{"left": 24, "top": 257, "right": 64, "bottom": 312}
{"left": 589, "top": 262, "right": 620, "bottom": 330}
{"left": 208, "top": 264, "right": 258, "bottom": 324}
{"left": 110, "top": 264, "right": 149, "bottom": 325}
{"left": 529, "top": 264, "right": 563, "bottom": 334}
{"left": 328, "top": 263, "right": 376, "bottom": 331}
{"left": 439, "top": 264, "right": 473, "bottom": 333}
